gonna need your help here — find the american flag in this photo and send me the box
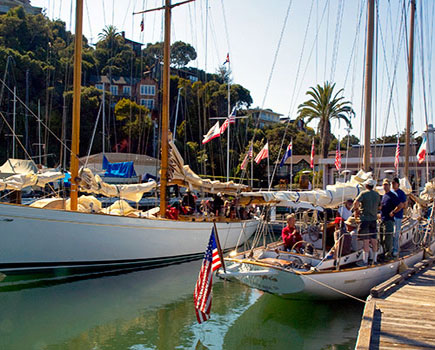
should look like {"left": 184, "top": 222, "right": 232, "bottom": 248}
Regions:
{"left": 335, "top": 143, "right": 341, "bottom": 171}
{"left": 241, "top": 145, "right": 253, "bottom": 170}
{"left": 255, "top": 142, "right": 269, "bottom": 164}
{"left": 310, "top": 139, "right": 315, "bottom": 169}
{"left": 394, "top": 138, "right": 400, "bottom": 172}
{"left": 229, "top": 106, "right": 237, "bottom": 124}
{"left": 219, "top": 119, "right": 229, "bottom": 134}
{"left": 193, "top": 228, "right": 222, "bottom": 323}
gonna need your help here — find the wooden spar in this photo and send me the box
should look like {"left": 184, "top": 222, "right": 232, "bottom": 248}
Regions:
{"left": 404, "top": 0, "right": 416, "bottom": 178}
{"left": 159, "top": 0, "right": 171, "bottom": 217}
{"left": 70, "top": 0, "right": 84, "bottom": 211}
{"left": 363, "top": 0, "right": 375, "bottom": 172}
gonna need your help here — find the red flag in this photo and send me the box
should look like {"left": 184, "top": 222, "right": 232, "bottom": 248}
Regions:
{"left": 254, "top": 143, "right": 269, "bottom": 164}
{"left": 193, "top": 228, "right": 222, "bottom": 323}
{"left": 202, "top": 122, "right": 221, "bottom": 144}
{"left": 417, "top": 136, "right": 427, "bottom": 164}
{"left": 335, "top": 143, "right": 341, "bottom": 171}
{"left": 219, "top": 119, "right": 229, "bottom": 134}
{"left": 140, "top": 19, "right": 144, "bottom": 32}
{"left": 310, "top": 139, "right": 315, "bottom": 169}
{"left": 394, "top": 138, "right": 400, "bottom": 171}
{"left": 241, "top": 145, "right": 253, "bottom": 170}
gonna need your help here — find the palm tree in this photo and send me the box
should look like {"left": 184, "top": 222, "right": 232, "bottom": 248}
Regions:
{"left": 297, "top": 82, "right": 354, "bottom": 158}
{"left": 98, "top": 25, "right": 121, "bottom": 49}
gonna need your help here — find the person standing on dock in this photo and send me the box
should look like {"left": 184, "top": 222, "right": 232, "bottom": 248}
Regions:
{"left": 380, "top": 179, "right": 398, "bottom": 261}
{"left": 390, "top": 177, "right": 407, "bottom": 257}
{"left": 353, "top": 179, "right": 381, "bottom": 266}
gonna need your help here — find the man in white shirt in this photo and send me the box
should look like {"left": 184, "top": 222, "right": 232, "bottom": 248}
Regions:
{"left": 338, "top": 199, "right": 353, "bottom": 220}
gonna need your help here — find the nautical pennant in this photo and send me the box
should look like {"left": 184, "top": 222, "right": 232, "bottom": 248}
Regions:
{"left": 335, "top": 142, "right": 342, "bottom": 171}
{"left": 417, "top": 135, "right": 427, "bottom": 164}
{"left": 202, "top": 122, "right": 221, "bottom": 144}
{"left": 279, "top": 141, "right": 292, "bottom": 168}
{"left": 241, "top": 144, "right": 253, "bottom": 170}
{"left": 255, "top": 142, "right": 269, "bottom": 164}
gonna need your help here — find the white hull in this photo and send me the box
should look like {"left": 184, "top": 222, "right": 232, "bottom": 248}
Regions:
{"left": 0, "top": 203, "right": 258, "bottom": 273}
{"left": 221, "top": 221, "right": 433, "bottom": 300}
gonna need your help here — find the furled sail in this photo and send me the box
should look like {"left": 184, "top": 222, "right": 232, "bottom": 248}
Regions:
{"left": 167, "top": 140, "right": 248, "bottom": 195}
{"left": 78, "top": 167, "right": 156, "bottom": 202}
{"left": 0, "top": 171, "right": 64, "bottom": 191}
{"left": 240, "top": 170, "right": 412, "bottom": 209}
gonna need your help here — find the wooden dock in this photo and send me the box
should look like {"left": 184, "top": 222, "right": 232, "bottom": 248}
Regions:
{"left": 355, "top": 255, "right": 435, "bottom": 350}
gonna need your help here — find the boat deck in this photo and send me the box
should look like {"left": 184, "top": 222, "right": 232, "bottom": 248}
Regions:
{"left": 355, "top": 255, "right": 435, "bottom": 349}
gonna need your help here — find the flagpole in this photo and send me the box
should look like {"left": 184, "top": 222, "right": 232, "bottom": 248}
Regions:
{"left": 290, "top": 139, "right": 293, "bottom": 190}
{"left": 226, "top": 59, "right": 231, "bottom": 182}
{"left": 251, "top": 148, "right": 253, "bottom": 188}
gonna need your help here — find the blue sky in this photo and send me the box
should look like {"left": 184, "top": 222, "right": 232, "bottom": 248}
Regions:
{"left": 33, "top": 0, "right": 434, "bottom": 142}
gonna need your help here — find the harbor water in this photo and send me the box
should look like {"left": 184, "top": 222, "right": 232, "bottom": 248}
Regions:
{"left": 0, "top": 261, "right": 363, "bottom": 350}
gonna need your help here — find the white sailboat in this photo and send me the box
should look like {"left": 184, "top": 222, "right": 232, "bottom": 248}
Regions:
{"left": 217, "top": 0, "right": 435, "bottom": 300}
{"left": 0, "top": 0, "right": 258, "bottom": 276}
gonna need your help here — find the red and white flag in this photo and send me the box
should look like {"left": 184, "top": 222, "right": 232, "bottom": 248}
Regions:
{"left": 417, "top": 135, "right": 427, "bottom": 164}
{"left": 310, "top": 139, "right": 315, "bottom": 169}
{"left": 254, "top": 142, "right": 269, "bottom": 164}
{"left": 193, "top": 228, "right": 222, "bottom": 323}
{"left": 202, "top": 122, "right": 221, "bottom": 144}
{"left": 241, "top": 145, "right": 253, "bottom": 170}
{"left": 335, "top": 143, "right": 341, "bottom": 171}
{"left": 394, "top": 138, "right": 400, "bottom": 171}
{"left": 219, "top": 119, "right": 229, "bottom": 134}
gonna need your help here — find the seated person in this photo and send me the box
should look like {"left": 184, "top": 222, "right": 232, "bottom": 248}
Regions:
{"left": 212, "top": 193, "right": 224, "bottom": 216}
{"left": 345, "top": 216, "right": 361, "bottom": 252}
{"left": 281, "top": 214, "right": 302, "bottom": 251}
{"left": 332, "top": 217, "right": 352, "bottom": 258}
{"left": 338, "top": 199, "right": 354, "bottom": 220}
{"left": 181, "top": 189, "right": 196, "bottom": 214}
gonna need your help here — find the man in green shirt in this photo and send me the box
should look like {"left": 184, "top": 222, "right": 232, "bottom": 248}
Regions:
{"left": 353, "top": 179, "right": 381, "bottom": 266}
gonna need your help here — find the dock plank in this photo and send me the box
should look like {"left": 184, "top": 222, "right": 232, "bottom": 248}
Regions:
{"left": 356, "top": 263, "right": 435, "bottom": 349}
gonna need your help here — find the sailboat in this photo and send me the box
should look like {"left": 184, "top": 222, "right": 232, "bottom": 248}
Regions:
{"left": 0, "top": 0, "right": 258, "bottom": 276}
{"left": 217, "top": 0, "right": 435, "bottom": 300}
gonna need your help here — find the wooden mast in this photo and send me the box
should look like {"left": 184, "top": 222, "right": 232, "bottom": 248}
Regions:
{"left": 159, "top": 0, "right": 171, "bottom": 217}
{"left": 404, "top": 0, "right": 416, "bottom": 178}
{"left": 363, "top": 0, "right": 375, "bottom": 172}
{"left": 70, "top": 0, "right": 84, "bottom": 211}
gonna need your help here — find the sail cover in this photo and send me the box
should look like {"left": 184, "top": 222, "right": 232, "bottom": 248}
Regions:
{"left": 78, "top": 167, "right": 156, "bottom": 202}
{"left": 167, "top": 141, "right": 248, "bottom": 195}
{"left": 240, "top": 170, "right": 411, "bottom": 209}
{"left": 0, "top": 158, "right": 38, "bottom": 176}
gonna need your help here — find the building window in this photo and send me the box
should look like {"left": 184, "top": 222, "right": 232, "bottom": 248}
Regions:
{"left": 140, "top": 99, "right": 154, "bottom": 109}
{"left": 140, "top": 84, "right": 155, "bottom": 96}
{"left": 123, "top": 85, "right": 131, "bottom": 96}
{"left": 110, "top": 85, "right": 118, "bottom": 96}
{"left": 95, "top": 83, "right": 103, "bottom": 90}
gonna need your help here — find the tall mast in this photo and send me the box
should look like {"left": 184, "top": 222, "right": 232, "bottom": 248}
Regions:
{"left": 363, "top": 0, "right": 375, "bottom": 172}
{"left": 404, "top": 0, "right": 416, "bottom": 178}
{"left": 70, "top": 0, "right": 84, "bottom": 211}
{"left": 159, "top": 0, "right": 171, "bottom": 217}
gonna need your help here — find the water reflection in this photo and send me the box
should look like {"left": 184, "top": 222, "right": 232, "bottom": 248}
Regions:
{"left": 0, "top": 261, "right": 363, "bottom": 350}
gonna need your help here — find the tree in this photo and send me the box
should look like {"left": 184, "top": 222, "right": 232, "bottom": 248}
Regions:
{"left": 297, "top": 82, "right": 354, "bottom": 158}
{"left": 171, "top": 41, "right": 197, "bottom": 67}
